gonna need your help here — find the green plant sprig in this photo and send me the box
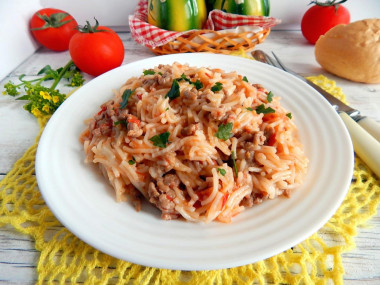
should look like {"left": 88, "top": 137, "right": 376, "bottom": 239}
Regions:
{"left": 3, "top": 60, "right": 84, "bottom": 117}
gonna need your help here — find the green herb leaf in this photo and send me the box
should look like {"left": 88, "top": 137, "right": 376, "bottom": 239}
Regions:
{"left": 243, "top": 76, "right": 248, "bottom": 82}
{"left": 231, "top": 151, "right": 238, "bottom": 177}
{"left": 37, "top": 65, "right": 53, "bottom": 75}
{"left": 165, "top": 80, "right": 180, "bottom": 101}
{"left": 246, "top": 107, "right": 253, "bottom": 111}
{"left": 267, "top": 91, "right": 274, "bottom": 103}
{"left": 120, "top": 89, "right": 135, "bottom": 109}
{"left": 256, "top": 104, "right": 275, "bottom": 114}
{"left": 215, "top": 122, "right": 233, "bottom": 141}
{"left": 211, "top": 82, "right": 223, "bottom": 92}
{"left": 176, "top": 74, "right": 203, "bottom": 90}
{"left": 143, "top": 69, "right": 155, "bottom": 75}
{"left": 179, "top": 73, "right": 191, "bottom": 83}
{"left": 217, "top": 168, "right": 226, "bottom": 176}
{"left": 286, "top": 112, "right": 292, "bottom": 119}
{"left": 18, "top": 74, "right": 26, "bottom": 82}
{"left": 128, "top": 156, "right": 136, "bottom": 165}
{"left": 114, "top": 120, "right": 128, "bottom": 128}
{"left": 193, "top": 79, "right": 203, "bottom": 90}
{"left": 37, "top": 65, "right": 59, "bottom": 81}
{"left": 16, "top": 95, "right": 30, "bottom": 100}
{"left": 149, "top": 132, "right": 170, "bottom": 148}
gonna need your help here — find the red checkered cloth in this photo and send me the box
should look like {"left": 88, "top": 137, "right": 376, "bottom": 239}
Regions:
{"left": 129, "top": 0, "right": 281, "bottom": 49}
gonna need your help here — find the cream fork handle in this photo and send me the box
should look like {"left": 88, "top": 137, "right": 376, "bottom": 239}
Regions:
{"left": 357, "top": 117, "right": 380, "bottom": 141}
{"left": 340, "top": 112, "right": 380, "bottom": 178}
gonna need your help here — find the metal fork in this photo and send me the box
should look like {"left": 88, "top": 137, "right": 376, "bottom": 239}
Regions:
{"left": 252, "top": 50, "right": 313, "bottom": 83}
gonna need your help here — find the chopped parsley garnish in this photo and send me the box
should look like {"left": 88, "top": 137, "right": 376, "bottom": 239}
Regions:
{"left": 179, "top": 73, "right": 191, "bottom": 83}
{"left": 143, "top": 69, "right": 155, "bottom": 75}
{"left": 128, "top": 156, "right": 136, "bottom": 165}
{"left": 211, "top": 82, "right": 223, "bottom": 92}
{"left": 267, "top": 91, "right": 274, "bottom": 103}
{"left": 246, "top": 107, "right": 254, "bottom": 111}
{"left": 177, "top": 74, "right": 203, "bottom": 90}
{"left": 193, "top": 79, "right": 203, "bottom": 90}
{"left": 120, "top": 89, "right": 135, "bottom": 109}
{"left": 217, "top": 168, "right": 226, "bottom": 176}
{"left": 114, "top": 120, "right": 128, "bottom": 128}
{"left": 286, "top": 112, "right": 292, "bottom": 119}
{"left": 215, "top": 122, "right": 233, "bottom": 141}
{"left": 149, "top": 132, "right": 170, "bottom": 148}
{"left": 231, "top": 151, "right": 238, "bottom": 177}
{"left": 243, "top": 76, "right": 248, "bottom": 82}
{"left": 256, "top": 104, "right": 275, "bottom": 114}
{"left": 165, "top": 79, "right": 180, "bottom": 101}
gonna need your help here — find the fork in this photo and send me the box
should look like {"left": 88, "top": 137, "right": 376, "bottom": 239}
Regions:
{"left": 251, "top": 50, "right": 380, "bottom": 179}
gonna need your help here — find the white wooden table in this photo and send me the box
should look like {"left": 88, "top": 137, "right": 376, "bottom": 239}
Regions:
{"left": 1, "top": 30, "right": 379, "bottom": 284}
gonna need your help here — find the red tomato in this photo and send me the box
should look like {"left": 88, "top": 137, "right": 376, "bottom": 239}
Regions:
{"left": 69, "top": 20, "right": 124, "bottom": 77}
{"left": 301, "top": 1, "right": 350, "bottom": 44}
{"left": 30, "top": 8, "right": 78, "bottom": 51}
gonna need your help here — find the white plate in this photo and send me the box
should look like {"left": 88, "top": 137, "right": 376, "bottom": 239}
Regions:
{"left": 36, "top": 53, "right": 354, "bottom": 270}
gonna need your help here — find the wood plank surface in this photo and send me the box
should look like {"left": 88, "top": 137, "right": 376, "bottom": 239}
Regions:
{"left": 1, "top": 31, "right": 379, "bottom": 283}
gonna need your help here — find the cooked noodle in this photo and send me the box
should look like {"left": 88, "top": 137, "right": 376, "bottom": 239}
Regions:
{"left": 80, "top": 62, "right": 308, "bottom": 223}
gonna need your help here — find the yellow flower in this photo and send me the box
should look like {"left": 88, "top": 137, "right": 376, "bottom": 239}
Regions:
{"left": 52, "top": 96, "right": 59, "bottom": 103}
{"left": 42, "top": 104, "right": 50, "bottom": 113}
{"left": 31, "top": 108, "right": 42, "bottom": 117}
{"left": 40, "top": 91, "right": 51, "bottom": 100}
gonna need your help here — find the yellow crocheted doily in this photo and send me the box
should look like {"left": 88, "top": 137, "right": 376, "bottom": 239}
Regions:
{"left": 1, "top": 75, "right": 379, "bottom": 284}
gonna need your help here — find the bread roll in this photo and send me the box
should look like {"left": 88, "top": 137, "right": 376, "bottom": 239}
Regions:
{"left": 315, "top": 18, "right": 380, "bottom": 84}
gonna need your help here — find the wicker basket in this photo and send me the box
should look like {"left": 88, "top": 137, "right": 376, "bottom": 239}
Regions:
{"left": 149, "top": 28, "right": 271, "bottom": 55}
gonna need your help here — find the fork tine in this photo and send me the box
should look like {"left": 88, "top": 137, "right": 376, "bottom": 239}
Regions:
{"left": 263, "top": 52, "right": 282, "bottom": 69}
{"left": 251, "top": 50, "right": 286, "bottom": 71}
{"left": 271, "top": 52, "right": 288, "bottom": 72}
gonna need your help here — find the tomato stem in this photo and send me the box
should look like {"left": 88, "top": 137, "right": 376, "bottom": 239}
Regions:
{"left": 30, "top": 12, "right": 73, "bottom": 30}
{"left": 76, "top": 18, "right": 108, "bottom": 33}
{"left": 310, "top": 0, "right": 348, "bottom": 6}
